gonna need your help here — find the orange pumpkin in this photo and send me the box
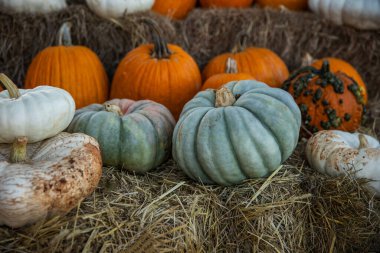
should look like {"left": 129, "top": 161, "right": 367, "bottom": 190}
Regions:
{"left": 311, "top": 58, "right": 368, "bottom": 104}
{"left": 201, "top": 58, "right": 254, "bottom": 90}
{"left": 256, "top": 0, "right": 308, "bottom": 10}
{"left": 203, "top": 34, "right": 289, "bottom": 88}
{"left": 25, "top": 22, "right": 109, "bottom": 109}
{"left": 152, "top": 0, "right": 196, "bottom": 19}
{"left": 110, "top": 21, "right": 201, "bottom": 120}
{"left": 283, "top": 61, "right": 364, "bottom": 133}
{"left": 200, "top": 0, "right": 254, "bottom": 8}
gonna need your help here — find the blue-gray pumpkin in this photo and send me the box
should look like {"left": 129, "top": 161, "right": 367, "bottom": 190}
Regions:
{"left": 173, "top": 80, "right": 301, "bottom": 185}
{"left": 67, "top": 99, "right": 175, "bottom": 173}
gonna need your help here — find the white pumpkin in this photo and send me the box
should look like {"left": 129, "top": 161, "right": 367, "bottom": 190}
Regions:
{"left": 308, "top": 0, "right": 380, "bottom": 30}
{"left": 306, "top": 130, "right": 380, "bottom": 196}
{"left": 0, "top": 0, "right": 67, "bottom": 14}
{"left": 0, "top": 132, "right": 102, "bottom": 228}
{"left": 86, "top": 0, "right": 155, "bottom": 19}
{"left": 0, "top": 74, "right": 75, "bottom": 144}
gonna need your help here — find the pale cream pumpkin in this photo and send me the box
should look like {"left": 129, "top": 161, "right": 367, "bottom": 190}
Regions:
{"left": 86, "top": 0, "right": 154, "bottom": 19}
{"left": 0, "top": 0, "right": 67, "bottom": 14}
{"left": 0, "top": 74, "right": 75, "bottom": 144}
{"left": 0, "top": 132, "right": 102, "bottom": 228}
{"left": 309, "top": 0, "right": 380, "bottom": 30}
{"left": 306, "top": 130, "right": 380, "bottom": 197}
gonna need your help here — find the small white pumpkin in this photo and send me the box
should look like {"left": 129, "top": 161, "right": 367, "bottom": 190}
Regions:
{"left": 0, "top": 74, "right": 75, "bottom": 144}
{"left": 0, "top": 0, "right": 67, "bottom": 14}
{"left": 0, "top": 132, "right": 102, "bottom": 228}
{"left": 308, "top": 0, "right": 380, "bottom": 30}
{"left": 86, "top": 0, "right": 155, "bottom": 19}
{"left": 306, "top": 130, "right": 380, "bottom": 196}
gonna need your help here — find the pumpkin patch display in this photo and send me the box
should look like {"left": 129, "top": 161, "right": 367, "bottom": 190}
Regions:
{"left": 202, "top": 34, "right": 289, "bottom": 88}
{"left": 152, "top": 0, "right": 196, "bottom": 19}
{"left": 306, "top": 130, "right": 380, "bottom": 197}
{"left": 0, "top": 73, "right": 75, "bottom": 144}
{"left": 0, "top": 0, "right": 67, "bottom": 14}
{"left": 110, "top": 21, "right": 201, "bottom": 119}
{"left": 283, "top": 61, "right": 365, "bottom": 133}
{"left": 311, "top": 57, "right": 368, "bottom": 104}
{"left": 67, "top": 99, "right": 176, "bottom": 173}
{"left": 0, "top": 132, "right": 102, "bottom": 228}
{"left": 173, "top": 80, "right": 301, "bottom": 186}
{"left": 257, "top": 0, "right": 308, "bottom": 10}
{"left": 308, "top": 0, "right": 380, "bottom": 30}
{"left": 86, "top": 0, "right": 154, "bottom": 19}
{"left": 201, "top": 58, "right": 254, "bottom": 90}
{"left": 200, "top": 0, "right": 254, "bottom": 8}
{"left": 25, "top": 22, "right": 109, "bottom": 109}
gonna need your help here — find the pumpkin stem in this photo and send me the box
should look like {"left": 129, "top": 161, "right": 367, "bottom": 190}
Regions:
{"left": 142, "top": 19, "right": 171, "bottom": 59}
{"left": 225, "top": 58, "right": 238, "bottom": 74}
{"left": 104, "top": 103, "right": 123, "bottom": 116}
{"left": 58, "top": 22, "right": 73, "bottom": 46}
{"left": 232, "top": 32, "right": 249, "bottom": 53}
{"left": 358, "top": 134, "right": 369, "bottom": 149}
{"left": 215, "top": 87, "right": 236, "bottom": 107}
{"left": 320, "top": 60, "right": 331, "bottom": 77}
{"left": 301, "top": 53, "right": 314, "bottom": 67}
{"left": 0, "top": 73, "right": 21, "bottom": 99}
{"left": 10, "top": 137, "right": 28, "bottom": 163}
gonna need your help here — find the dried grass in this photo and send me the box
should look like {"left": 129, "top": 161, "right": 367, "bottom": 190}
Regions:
{"left": 0, "top": 5, "right": 380, "bottom": 96}
{"left": 1, "top": 144, "right": 379, "bottom": 252}
{"left": 1, "top": 4, "right": 380, "bottom": 252}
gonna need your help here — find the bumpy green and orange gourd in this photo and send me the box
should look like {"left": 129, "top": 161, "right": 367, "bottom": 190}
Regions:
{"left": 25, "top": 22, "right": 109, "bottom": 109}
{"left": 110, "top": 21, "right": 201, "bottom": 120}
{"left": 283, "top": 61, "right": 365, "bottom": 133}
{"left": 310, "top": 57, "right": 368, "bottom": 104}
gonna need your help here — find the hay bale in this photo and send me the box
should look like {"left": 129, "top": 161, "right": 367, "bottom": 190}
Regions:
{"left": 0, "top": 5, "right": 380, "bottom": 252}
{"left": 0, "top": 5, "right": 380, "bottom": 97}
{"left": 0, "top": 144, "right": 379, "bottom": 252}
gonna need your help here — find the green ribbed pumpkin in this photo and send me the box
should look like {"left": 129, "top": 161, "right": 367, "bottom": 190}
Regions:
{"left": 173, "top": 80, "right": 301, "bottom": 185}
{"left": 67, "top": 99, "right": 175, "bottom": 173}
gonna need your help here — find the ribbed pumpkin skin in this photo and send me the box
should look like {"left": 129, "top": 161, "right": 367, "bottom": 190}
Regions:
{"left": 311, "top": 58, "right": 367, "bottom": 104}
{"left": 25, "top": 46, "right": 109, "bottom": 109}
{"left": 201, "top": 73, "right": 254, "bottom": 90}
{"left": 110, "top": 44, "right": 201, "bottom": 120}
{"left": 67, "top": 99, "right": 175, "bottom": 173}
{"left": 200, "top": 0, "right": 254, "bottom": 8}
{"left": 202, "top": 48, "right": 289, "bottom": 88}
{"left": 153, "top": 0, "right": 196, "bottom": 19}
{"left": 257, "top": 0, "right": 308, "bottom": 10}
{"left": 173, "top": 80, "right": 301, "bottom": 186}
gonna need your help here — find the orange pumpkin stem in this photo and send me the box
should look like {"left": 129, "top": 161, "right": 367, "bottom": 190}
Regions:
{"left": 215, "top": 87, "right": 236, "bottom": 107}
{"left": 143, "top": 19, "right": 171, "bottom": 59}
{"left": 358, "top": 134, "right": 369, "bottom": 149}
{"left": 225, "top": 58, "right": 238, "bottom": 74}
{"left": 58, "top": 22, "right": 73, "bottom": 46}
{"left": 10, "top": 137, "right": 28, "bottom": 163}
{"left": 0, "top": 73, "right": 21, "bottom": 99}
